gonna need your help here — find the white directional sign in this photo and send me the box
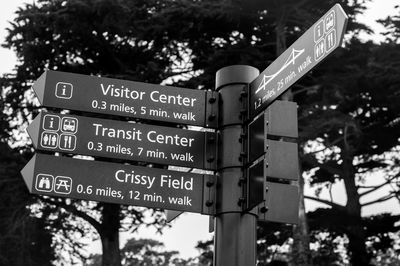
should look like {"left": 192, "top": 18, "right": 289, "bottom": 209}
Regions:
{"left": 249, "top": 4, "right": 348, "bottom": 118}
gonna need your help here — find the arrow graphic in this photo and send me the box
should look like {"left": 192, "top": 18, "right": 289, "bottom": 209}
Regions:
{"left": 249, "top": 4, "right": 348, "bottom": 119}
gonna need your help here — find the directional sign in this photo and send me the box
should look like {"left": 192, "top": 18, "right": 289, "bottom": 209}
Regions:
{"left": 27, "top": 112, "right": 217, "bottom": 170}
{"left": 33, "top": 70, "right": 218, "bottom": 127}
{"left": 248, "top": 101, "right": 298, "bottom": 163}
{"left": 249, "top": 4, "right": 348, "bottom": 118}
{"left": 21, "top": 154, "right": 215, "bottom": 214}
{"left": 258, "top": 182, "right": 299, "bottom": 224}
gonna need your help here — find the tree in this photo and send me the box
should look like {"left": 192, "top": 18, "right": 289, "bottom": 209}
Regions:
{"left": 301, "top": 37, "right": 400, "bottom": 265}
{"left": 87, "top": 238, "right": 191, "bottom": 266}
{"left": 0, "top": 142, "right": 55, "bottom": 265}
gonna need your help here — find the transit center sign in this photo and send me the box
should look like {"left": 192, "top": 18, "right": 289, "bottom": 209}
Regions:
{"left": 249, "top": 4, "right": 348, "bottom": 118}
{"left": 33, "top": 70, "right": 218, "bottom": 127}
{"left": 27, "top": 112, "right": 217, "bottom": 170}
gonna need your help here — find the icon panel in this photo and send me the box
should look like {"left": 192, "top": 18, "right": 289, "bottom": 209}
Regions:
{"left": 324, "top": 10, "right": 336, "bottom": 33}
{"left": 61, "top": 117, "right": 78, "bottom": 134}
{"left": 314, "top": 20, "right": 324, "bottom": 43}
{"left": 325, "top": 29, "right": 337, "bottom": 53}
{"left": 54, "top": 176, "right": 73, "bottom": 194}
{"left": 59, "top": 134, "right": 77, "bottom": 151}
{"left": 43, "top": 114, "right": 60, "bottom": 131}
{"left": 314, "top": 39, "right": 325, "bottom": 61}
{"left": 40, "top": 132, "right": 59, "bottom": 149}
{"left": 55, "top": 82, "right": 73, "bottom": 99}
{"left": 35, "top": 174, "right": 54, "bottom": 192}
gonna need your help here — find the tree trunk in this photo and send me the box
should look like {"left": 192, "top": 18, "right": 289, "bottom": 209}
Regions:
{"left": 290, "top": 163, "right": 311, "bottom": 266}
{"left": 100, "top": 203, "right": 121, "bottom": 266}
{"left": 342, "top": 147, "right": 370, "bottom": 266}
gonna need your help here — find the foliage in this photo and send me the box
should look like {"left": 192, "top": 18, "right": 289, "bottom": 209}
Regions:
{"left": 0, "top": 142, "right": 55, "bottom": 265}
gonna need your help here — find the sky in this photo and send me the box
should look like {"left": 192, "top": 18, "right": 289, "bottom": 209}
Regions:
{"left": 0, "top": 0, "right": 399, "bottom": 261}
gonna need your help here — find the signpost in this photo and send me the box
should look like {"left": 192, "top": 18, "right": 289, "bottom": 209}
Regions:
{"left": 249, "top": 4, "right": 348, "bottom": 119}
{"left": 33, "top": 70, "right": 218, "bottom": 128}
{"left": 20, "top": 4, "right": 348, "bottom": 266}
{"left": 21, "top": 153, "right": 215, "bottom": 214}
{"left": 27, "top": 112, "right": 217, "bottom": 170}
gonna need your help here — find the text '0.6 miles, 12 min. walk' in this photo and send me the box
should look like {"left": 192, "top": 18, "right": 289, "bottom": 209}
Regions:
{"left": 32, "top": 70, "right": 218, "bottom": 128}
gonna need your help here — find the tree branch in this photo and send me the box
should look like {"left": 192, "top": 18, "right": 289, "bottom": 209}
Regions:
{"left": 40, "top": 197, "right": 102, "bottom": 232}
{"left": 359, "top": 177, "right": 397, "bottom": 197}
{"left": 304, "top": 195, "right": 345, "bottom": 210}
{"left": 361, "top": 194, "right": 396, "bottom": 207}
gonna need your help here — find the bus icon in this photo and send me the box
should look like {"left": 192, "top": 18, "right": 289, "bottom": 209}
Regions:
{"left": 61, "top": 117, "right": 78, "bottom": 134}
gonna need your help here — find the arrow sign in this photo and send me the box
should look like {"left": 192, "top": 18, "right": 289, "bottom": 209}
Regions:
{"left": 32, "top": 70, "right": 218, "bottom": 128}
{"left": 27, "top": 112, "right": 217, "bottom": 170}
{"left": 249, "top": 4, "right": 348, "bottom": 118}
{"left": 21, "top": 154, "right": 215, "bottom": 214}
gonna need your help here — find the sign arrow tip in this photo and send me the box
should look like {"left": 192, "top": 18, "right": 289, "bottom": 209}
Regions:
{"left": 32, "top": 71, "right": 47, "bottom": 104}
{"left": 165, "top": 210, "right": 184, "bottom": 223}
{"left": 20, "top": 154, "right": 37, "bottom": 193}
{"left": 27, "top": 113, "right": 42, "bottom": 148}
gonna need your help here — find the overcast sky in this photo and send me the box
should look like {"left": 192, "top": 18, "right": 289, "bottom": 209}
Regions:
{"left": 0, "top": 0, "right": 399, "bottom": 261}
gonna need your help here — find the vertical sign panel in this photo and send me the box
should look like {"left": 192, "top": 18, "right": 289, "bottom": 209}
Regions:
{"left": 258, "top": 182, "right": 299, "bottom": 224}
{"left": 248, "top": 100, "right": 298, "bottom": 164}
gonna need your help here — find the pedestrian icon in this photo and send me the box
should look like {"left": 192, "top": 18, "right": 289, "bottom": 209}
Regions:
{"left": 55, "top": 82, "right": 73, "bottom": 99}
{"left": 61, "top": 117, "right": 78, "bottom": 134}
{"left": 40, "top": 132, "right": 59, "bottom": 149}
{"left": 59, "top": 134, "right": 76, "bottom": 151}
{"left": 35, "top": 174, "right": 54, "bottom": 192}
{"left": 54, "top": 176, "right": 72, "bottom": 194}
{"left": 42, "top": 114, "right": 60, "bottom": 131}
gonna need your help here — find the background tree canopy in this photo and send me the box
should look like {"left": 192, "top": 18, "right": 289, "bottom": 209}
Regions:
{"left": 0, "top": 0, "right": 399, "bottom": 265}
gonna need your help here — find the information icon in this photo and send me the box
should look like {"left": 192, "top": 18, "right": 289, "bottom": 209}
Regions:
{"left": 42, "top": 114, "right": 60, "bottom": 131}
{"left": 55, "top": 82, "right": 73, "bottom": 99}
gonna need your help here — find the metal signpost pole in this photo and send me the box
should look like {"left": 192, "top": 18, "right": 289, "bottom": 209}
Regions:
{"left": 214, "top": 65, "right": 259, "bottom": 266}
